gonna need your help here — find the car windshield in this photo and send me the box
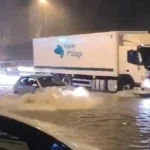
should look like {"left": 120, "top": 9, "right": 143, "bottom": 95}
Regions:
{"left": 3, "top": 1, "right": 150, "bottom": 150}
{"left": 38, "top": 76, "right": 66, "bottom": 87}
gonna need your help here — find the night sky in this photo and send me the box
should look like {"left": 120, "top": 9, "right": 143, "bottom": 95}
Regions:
{"left": 0, "top": 0, "right": 150, "bottom": 60}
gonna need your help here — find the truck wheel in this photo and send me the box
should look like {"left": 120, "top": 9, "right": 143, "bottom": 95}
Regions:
{"left": 118, "top": 78, "right": 134, "bottom": 91}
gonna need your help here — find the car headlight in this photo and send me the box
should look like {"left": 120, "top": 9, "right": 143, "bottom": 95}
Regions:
{"left": 72, "top": 87, "right": 89, "bottom": 97}
{"left": 142, "top": 78, "right": 150, "bottom": 88}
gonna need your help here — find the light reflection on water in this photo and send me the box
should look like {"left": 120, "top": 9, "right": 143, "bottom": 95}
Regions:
{"left": 1, "top": 86, "right": 150, "bottom": 150}
{"left": 11, "top": 96, "right": 150, "bottom": 150}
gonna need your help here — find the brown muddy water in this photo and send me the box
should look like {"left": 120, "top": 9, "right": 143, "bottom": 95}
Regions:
{"left": 14, "top": 97, "right": 150, "bottom": 149}
{"left": 0, "top": 86, "right": 150, "bottom": 150}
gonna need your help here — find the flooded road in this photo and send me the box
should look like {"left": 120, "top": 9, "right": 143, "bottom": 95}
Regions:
{"left": 11, "top": 96, "right": 150, "bottom": 150}
{"left": 0, "top": 84, "right": 150, "bottom": 150}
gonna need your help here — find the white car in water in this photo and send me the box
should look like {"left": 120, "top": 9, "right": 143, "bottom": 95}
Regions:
{"left": 13, "top": 75, "right": 66, "bottom": 95}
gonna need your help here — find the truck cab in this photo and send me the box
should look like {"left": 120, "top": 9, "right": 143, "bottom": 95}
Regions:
{"left": 119, "top": 33, "right": 150, "bottom": 94}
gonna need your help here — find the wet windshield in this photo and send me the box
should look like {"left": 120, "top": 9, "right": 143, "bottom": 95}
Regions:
{"left": 38, "top": 76, "right": 65, "bottom": 87}
{"left": 2, "top": 1, "right": 150, "bottom": 150}
{"left": 139, "top": 47, "right": 150, "bottom": 70}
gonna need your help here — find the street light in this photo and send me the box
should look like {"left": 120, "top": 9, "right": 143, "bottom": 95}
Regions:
{"left": 39, "top": 0, "right": 47, "bottom": 37}
{"left": 39, "top": 0, "right": 47, "bottom": 4}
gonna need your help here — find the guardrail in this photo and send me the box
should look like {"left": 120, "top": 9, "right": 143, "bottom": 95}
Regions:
{"left": 0, "top": 61, "right": 33, "bottom": 67}
{"left": 0, "top": 61, "right": 34, "bottom": 75}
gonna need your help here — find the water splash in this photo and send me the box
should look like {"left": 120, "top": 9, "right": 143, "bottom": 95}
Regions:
{"left": 20, "top": 87, "right": 99, "bottom": 110}
{"left": 0, "top": 87, "right": 100, "bottom": 111}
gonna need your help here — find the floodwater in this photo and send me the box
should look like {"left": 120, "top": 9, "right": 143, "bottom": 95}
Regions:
{"left": 0, "top": 84, "right": 150, "bottom": 150}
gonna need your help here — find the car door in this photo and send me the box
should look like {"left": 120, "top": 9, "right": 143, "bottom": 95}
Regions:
{"left": 16, "top": 77, "right": 38, "bottom": 95}
{"left": 27, "top": 77, "right": 39, "bottom": 94}
{"left": 16, "top": 77, "right": 29, "bottom": 95}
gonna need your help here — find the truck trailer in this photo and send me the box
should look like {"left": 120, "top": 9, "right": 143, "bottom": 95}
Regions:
{"left": 33, "top": 31, "right": 150, "bottom": 94}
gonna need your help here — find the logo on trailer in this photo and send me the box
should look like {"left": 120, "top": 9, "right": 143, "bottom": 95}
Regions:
{"left": 54, "top": 44, "right": 83, "bottom": 59}
{"left": 54, "top": 45, "right": 64, "bottom": 58}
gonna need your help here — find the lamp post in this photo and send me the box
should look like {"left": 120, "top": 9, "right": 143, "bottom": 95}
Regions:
{"left": 39, "top": 0, "right": 47, "bottom": 37}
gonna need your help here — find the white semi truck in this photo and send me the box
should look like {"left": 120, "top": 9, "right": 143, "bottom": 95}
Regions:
{"left": 33, "top": 31, "right": 150, "bottom": 94}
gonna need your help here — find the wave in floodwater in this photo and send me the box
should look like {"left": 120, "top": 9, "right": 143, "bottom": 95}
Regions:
{"left": 0, "top": 84, "right": 139, "bottom": 112}
{"left": 0, "top": 87, "right": 103, "bottom": 111}
{"left": 116, "top": 90, "right": 136, "bottom": 98}
{"left": 20, "top": 87, "right": 101, "bottom": 111}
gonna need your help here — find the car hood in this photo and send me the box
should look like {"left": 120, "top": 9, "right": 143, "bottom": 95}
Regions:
{"left": 0, "top": 110, "right": 97, "bottom": 150}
